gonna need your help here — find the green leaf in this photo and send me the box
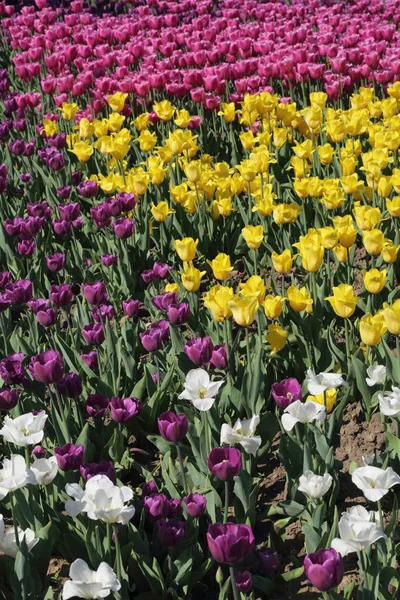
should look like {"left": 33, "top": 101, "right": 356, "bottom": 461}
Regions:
{"left": 279, "top": 566, "right": 304, "bottom": 582}
{"left": 252, "top": 575, "right": 274, "bottom": 594}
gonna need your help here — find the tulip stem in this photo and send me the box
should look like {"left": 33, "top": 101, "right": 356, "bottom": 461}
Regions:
{"left": 252, "top": 249, "right": 257, "bottom": 274}
{"left": 344, "top": 319, "right": 351, "bottom": 371}
{"left": 229, "top": 566, "right": 241, "bottom": 600}
{"left": 377, "top": 500, "right": 384, "bottom": 532}
{"left": 106, "top": 523, "right": 112, "bottom": 562}
{"left": 202, "top": 411, "right": 211, "bottom": 458}
{"left": 176, "top": 443, "right": 188, "bottom": 493}
{"left": 245, "top": 327, "right": 251, "bottom": 371}
{"left": 223, "top": 480, "right": 229, "bottom": 523}
{"left": 113, "top": 524, "right": 122, "bottom": 583}
{"left": 10, "top": 494, "right": 20, "bottom": 548}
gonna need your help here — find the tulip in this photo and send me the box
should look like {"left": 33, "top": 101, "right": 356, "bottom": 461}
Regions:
{"left": 112, "top": 218, "right": 135, "bottom": 239}
{"left": 174, "top": 237, "right": 199, "bottom": 261}
{"left": 5, "top": 280, "right": 32, "bottom": 304}
{"left": 351, "top": 466, "right": 400, "bottom": 502}
{"left": 220, "top": 415, "right": 261, "bottom": 454}
{"left": 379, "top": 387, "right": 400, "bottom": 417}
{"left": 235, "top": 571, "right": 252, "bottom": 593}
{"left": 36, "top": 308, "right": 57, "bottom": 327}
{"left": 207, "top": 253, "right": 233, "bottom": 281}
{"left": 46, "top": 253, "right": 65, "bottom": 272}
{"left": 57, "top": 373, "right": 82, "bottom": 399}
{"left": 82, "top": 323, "right": 105, "bottom": 346}
{"left": 241, "top": 225, "right": 264, "bottom": 249}
{"left": 142, "top": 481, "right": 157, "bottom": 496}
{"left": 204, "top": 285, "right": 234, "bottom": 322}
{"left": 331, "top": 505, "right": 386, "bottom": 556}
{"left": 298, "top": 471, "right": 333, "bottom": 499}
{"left": 366, "top": 365, "right": 386, "bottom": 387}
{"left": 293, "top": 237, "right": 324, "bottom": 272}
{"left": 158, "top": 412, "right": 188, "bottom": 442}
{"left": 183, "top": 493, "right": 207, "bottom": 518}
{"left": 184, "top": 336, "right": 214, "bottom": 366}
{"left": 81, "top": 282, "right": 108, "bottom": 306}
{"left": 86, "top": 394, "right": 109, "bottom": 418}
{"left": 271, "top": 249, "right": 293, "bottom": 273}
{"left": 0, "top": 455, "right": 36, "bottom": 500}
{"left": 0, "top": 411, "right": 47, "bottom": 447}
{"left": 382, "top": 299, "right": 400, "bottom": 334}
{"left": 306, "top": 389, "right": 337, "bottom": 414}
{"left": 304, "top": 548, "right": 343, "bottom": 592}
{"left": 0, "top": 353, "right": 26, "bottom": 385}
{"left": 325, "top": 284, "right": 356, "bottom": 318}
{"left": 167, "top": 302, "right": 190, "bottom": 325}
{"left": 140, "top": 328, "right": 163, "bottom": 352}
{"left": 260, "top": 550, "right": 280, "bottom": 574}
{"left": 362, "top": 230, "right": 385, "bottom": 255}
{"left": 31, "top": 456, "right": 58, "bottom": 486}
{"left": 305, "top": 369, "right": 347, "bottom": 395}
{"left": 29, "top": 350, "right": 64, "bottom": 384}
{"left": 271, "top": 378, "right": 301, "bottom": 409}
{"left": 228, "top": 295, "right": 259, "bottom": 327}
{"left": 144, "top": 493, "right": 170, "bottom": 521}
{"left": 178, "top": 369, "right": 224, "bottom": 411}
{"left": 181, "top": 263, "right": 206, "bottom": 292}
{"left": 208, "top": 447, "right": 242, "bottom": 481}
{"left": 239, "top": 276, "right": 267, "bottom": 303}
{"left": 207, "top": 522, "right": 255, "bottom": 564}
{"left": 122, "top": 299, "right": 141, "bottom": 318}
{"left": 110, "top": 396, "right": 142, "bottom": 423}
{"left": 282, "top": 400, "right": 326, "bottom": 431}
{"left": 210, "top": 344, "right": 228, "bottom": 370}
{"left": 157, "top": 519, "right": 185, "bottom": 547}
{"left": 0, "top": 514, "right": 38, "bottom": 558}
{"left": 266, "top": 324, "right": 288, "bottom": 354}
{"left": 49, "top": 284, "right": 73, "bottom": 307}
{"left": 263, "top": 295, "right": 285, "bottom": 319}
{"left": 80, "top": 461, "right": 116, "bottom": 483}
{"left": 152, "top": 292, "right": 178, "bottom": 311}
{"left": 287, "top": 286, "right": 313, "bottom": 313}
{"left": 81, "top": 351, "right": 98, "bottom": 371}
{"left": 63, "top": 559, "right": 120, "bottom": 600}
{"left": 101, "top": 255, "right": 118, "bottom": 267}
{"left": 150, "top": 201, "right": 175, "bottom": 222}
{"left": 0, "top": 387, "right": 18, "bottom": 411}
{"left": 54, "top": 443, "right": 84, "bottom": 471}
{"left": 362, "top": 269, "right": 386, "bottom": 294}
{"left": 359, "top": 312, "right": 387, "bottom": 346}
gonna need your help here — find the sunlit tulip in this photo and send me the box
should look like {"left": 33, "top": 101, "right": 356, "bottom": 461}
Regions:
{"left": 181, "top": 263, "right": 206, "bottom": 292}
{"left": 271, "top": 249, "right": 292, "bottom": 274}
{"left": 361, "top": 269, "right": 386, "bottom": 294}
{"left": 228, "top": 296, "right": 259, "bottom": 327}
{"left": 331, "top": 506, "right": 386, "bottom": 557}
{"left": 287, "top": 286, "right": 313, "bottom": 314}
{"left": 353, "top": 206, "right": 381, "bottom": 231}
{"left": 362, "top": 230, "right": 385, "bottom": 255}
{"left": 325, "top": 284, "right": 356, "bottom": 318}
{"left": 178, "top": 369, "right": 224, "bottom": 412}
{"left": 381, "top": 242, "right": 400, "bottom": 263}
{"left": 266, "top": 324, "right": 288, "bottom": 354}
{"left": 263, "top": 295, "right": 285, "bottom": 319}
{"left": 220, "top": 415, "right": 261, "bottom": 454}
{"left": 366, "top": 365, "right": 386, "bottom": 387}
{"left": 174, "top": 237, "right": 199, "bottom": 261}
{"left": 151, "top": 202, "right": 175, "bottom": 222}
{"left": 241, "top": 225, "right": 264, "bottom": 249}
{"left": 382, "top": 299, "right": 400, "bottom": 334}
{"left": 207, "top": 254, "right": 233, "bottom": 281}
{"left": 352, "top": 466, "right": 400, "bottom": 502}
{"left": 204, "top": 285, "right": 234, "bottom": 322}
{"left": 379, "top": 387, "right": 400, "bottom": 417}
{"left": 306, "top": 389, "right": 337, "bottom": 414}
{"left": 318, "top": 227, "right": 338, "bottom": 250}
{"left": 239, "top": 276, "right": 267, "bottom": 303}
{"left": 281, "top": 400, "right": 326, "bottom": 432}
{"left": 305, "top": 369, "right": 347, "bottom": 396}
{"left": 298, "top": 471, "right": 332, "bottom": 499}
{"left": 63, "top": 559, "right": 120, "bottom": 600}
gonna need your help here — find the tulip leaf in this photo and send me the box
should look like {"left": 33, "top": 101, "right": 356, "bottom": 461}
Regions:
{"left": 351, "top": 355, "right": 374, "bottom": 419}
{"left": 252, "top": 575, "right": 274, "bottom": 595}
{"left": 279, "top": 566, "right": 304, "bottom": 582}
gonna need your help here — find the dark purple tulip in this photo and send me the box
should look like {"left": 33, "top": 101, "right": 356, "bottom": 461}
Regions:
{"left": 72, "top": 171, "right": 82, "bottom": 186}
{"left": 143, "top": 480, "right": 157, "bottom": 496}
{"left": 271, "top": 378, "right": 302, "bottom": 409}
{"left": 151, "top": 320, "right": 170, "bottom": 341}
{"left": 157, "top": 519, "right": 185, "bottom": 547}
{"left": 80, "top": 351, "right": 98, "bottom": 370}
{"left": 0, "top": 353, "right": 25, "bottom": 385}
{"left": 110, "top": 396, "right": 142, "bottom": 423}
{"left": 90, "top": 205, "right": 111, "bottom": 228}
{"left": 56, "top": 186, "right": 71, "bottom": 200}
{"left": 153, "top": 262, "right": 169, "bottom": 279}
{"left": 0, "top": 294, "right": 11, "bottom": 312}
{"left": 78, "top": 180, "right": 98, "bottom": 198}
{"left": 236, "top": 571, "right": 252, "bottom": 593}
{"left": 29, "top": 298, "right": 51, "bottom": 314}
{"left": 144, "top": 493, "right": 170, "bottom": 521}
{"left": 52, "top": 219, "right": 71, "bottom": 236}
{"left": 168, "top": 498, "right": 183, "bottom": 519}
{"left": 0, "top": 272, "right": 12, "bottom": 291}
{"left": 57, "top": 373, "right": 82, "bottom": 399}
{"left": 81, "top": 282, "right": 108, "bottom": 306}
{"left": 32, "top": 446, "right": 46, "bottom": 459}
{"left": 46, "top": 253, "right": 65, "bottom": 272}
{"left": 82, "top": 323, "right": 104, "bottom": 346}
{"left": 86, "top": 393, "right": 109, "bottom": 418}
{"left": 49, "top": 284, "right": 73, "bottom": 307}
{"left": 122, "top": 299, "right": 141, "bottom": 317}
{"left": 152, "top": 292, "right": 178, "bottom": 311}
{"left": 208, "top": 447, "right": 242, "bottom": 481}
{"left": 72, "top": 216, "right": 83, "bottom": 230}
{"left": 185, "top": 336, "right": 214, "bottom": 367}
{"left": 29, "top": 349, "right": 65, "bottom": 383}
{"left": 207, "top": 523, "right": 255, "bottom": 565}
{"left": 112, "top": 217, "right": 135, "bottom": 239}
{"left": 116, "top": 192, "right": 136, "bottom": 212}
{"left": 54, "top": 443, "right": 84, "bottom": 471}
{"left": 27, "top": 201, "right": 52, "bottom": 220}
{"left": 210, "top": 344, "right": 228, "bottom": 370}
{"left": 157, "top": 412, "right": 188, "bottom": 442}
{"left": 47, "top": 133, "right": 66, "bottom": 149}
{"left": 4, "top": 217, "right": 22, "bottom": 237}
{"left": 260, "top": 550, "right": 280, "bottom": 575}
{"left": 183, "top": 493, "right": 207, "bottom": 518}
{"left": 80, "top": 461, "right": 116, "bottom": 483}
{"left": 17, "top": 240, "right": 36, "bottom": 256}
{"left": 140, "top": 328, "right": 163, "bottom": 352}
{"left": 167, "top": 302, "right": 189, "bottom": 325}
{"left": 36, "top": 308, "right": 57, "bottom": 327}
{"left": 59, "top": 203, "right": 80, "bottom": 222}
{"left": 141, "top": 269, "right": 156, "bottom": 284}
{"left": 20, "top": 173, "right": 32, "bottom": 184}
{"left": 0, "top": 387, "right": 19, "bottom": 410}
{"left": 5, "top": 280, "right": 32, "bottom": 304}
{"left": 91, "top": 304, "right": 114, "bottom": 323}
{"left": 104, "top": 197, "right": 122, "bottom": 217}
{"left": 304, "top": 548, "right": 343, "bottom": 592}
{"left": 101, "top": 255, "right": 118, "bottom": 267}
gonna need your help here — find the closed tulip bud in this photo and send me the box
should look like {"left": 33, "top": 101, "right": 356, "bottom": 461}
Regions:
{"left": 333, "top": 244, "right": 350, "bottom": 263}
{"left": 236, "top": 571, "right": 252, "bottom": 593}
{"left": 263, "top": 295, "right": 285, "bottom": 319}
{"left": 287, "top": 286, "right": 313, "bottom": 313}
{"left": 82, "top": 282, "right": 108, "bottom": 306}
{"left": 381, "top": 242, "right": 400, "bottom": 263}
{"left": 260, "top": 549, "right": 280, "bottom": 574}
{"left": 304, "top": 548, "right": 343, "bottom": 592}
{"left": 184, "top": 493, "right": 207, "bottom": 517}
{"left": 101, "top": 255, "right": 118, "bottom": 267}
{"left": 181, "top": 263, "right": 206, "bottom": 293}
{"left": 152, "top": 292, "right": 178, "bottom": 311}
{"left": 174, "top": 237, "right": 199, "bottom": 261}
{"left": 241, "top": 225, "right": 264, "bottom": 249}
{"left": 363, "top": 230, "right": 385, "bottom": 255}
{"left": 208, "top": 447, "right": 242, "bottom": 481}
{"left": 184, "top": 336, "right": 213, "bottom": 366}
{"left": 383, "top": 300, "right": 400, "bottom": 334}
{"left": 46, "top": 253, "right": 65, "bottom": 272}
{"left": 266, "top": 324, "right": 288, "bottom": 354}
{"left": 29, "top": 349, "right": 64, "bottom": 383}
{"left": 210, "top": 344, "right": 228, "bottom": 370}
{"left": 0, "top": 387, "right": 19, "bottom": 410}
{"left": 36, "top": 308, "right": 57, "bottom": 327}
{"left": 49, "top": 284, "right": 73, "bottom": 307}
{"left": 207, "top": 253, "right": 233, "bottom": 281}
{"left": 110, "top": 396, "right": 142, "bottom": 423}
{"left": 122, "top": 299, "right": 141, "bottom": 318}
{"left": 144, "top": 493, "right": 170, "bottom": 521}
{"left": 80, "top": 351, "right": 98, "bottom": 370}
{"left": 167, "top": 302, "right": 190, "bottom": 325}
{"left": 228, "top": 295, "right": 259, "bottom": 327}
{"left": 325, "top": 284, "right": 357, "bottom": 319}
{"left": 157, "top": 412, "right": 188, "bottom": 442}
{"left": 360, "top": 312, "right": 387, "bottom": 346}
{"left": 112, "top": 218, "right": 135, "bottom": 239}
{"left": 271, "top": 249, "right": 292, "bottom": 273}
{"left": 57, "top": 373, "right": 82, "bottom": 399}
{"left": 82, "top": 323, "right": 104, "bottom": 346}
{"left": 54, "top": 443, "right": 84, "bottom": 471}
{"left": 362, "top": 269, "right": 386, "bottom": 294}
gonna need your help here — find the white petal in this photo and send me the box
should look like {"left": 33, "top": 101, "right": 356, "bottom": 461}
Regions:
{"left": 281, "top": 413, "right": 298, "bottom": 431}
{"left": 191, "top": 397, "right": 215, "bottom": 411}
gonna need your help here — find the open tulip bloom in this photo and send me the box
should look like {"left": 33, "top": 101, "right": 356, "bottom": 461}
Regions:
{"left": 62, "top": 559, "right": 120, "bottom": 600}
{"left": 178, "top": 369, "right": 224, "bottom": 411}
{"left": 351, "top": 466, "right": 400, "bottom": 502}
{"left": 281, "top": 400, "right": 326, "bottom": 432}
{"left": 220, "top": 415, "right": 261, "bottom": 454}
{"left": 331, "top": 506, "right": 386, "bottom": 557}
{"left": 305, "top": 369, "right": 347, "bottom": 396}
{"left": 378, "top": 387, "right": 400, "bottom": 418}
{"left": 298, "top": 471, "right": 333, "bottom": 500}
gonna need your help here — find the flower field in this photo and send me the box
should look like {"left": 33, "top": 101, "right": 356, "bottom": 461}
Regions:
{"left": 2, "top": 0, "right": 400, "bottom": 598}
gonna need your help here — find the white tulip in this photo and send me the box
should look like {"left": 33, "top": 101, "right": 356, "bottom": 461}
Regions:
{"left": 351, "top": 465, "right": 400, "bottom": 502}
{"left": 0, "top": 411, "right": 47, "bottom": 447}
{"left": 0, "top": 455, "right": 36, "bottom": 500}
{"left": 298, "top": 470, "right": 333, "bottom": 499}
{"left": 178, "top": 368, "right": 224, "bottom": 411}
{"left": 331, "top": 505, "right": 386, "bottom": 556}
{"left": 305, "top": 369, "right": 347, "bottom": 396}
{"left": 31, "top": 456, "right": 58, "bottom": 486}
{"left": 63, "top": 559, "right": 120, "bottom": 599}
{"left": 220, "top": 415, "right": 261, "bottom": 454}
{"left": 365, "top": 365, "right": 386, "bottom": 387}
{"left": 281, "top": 400, "right": 326, "bottom": 432}
{"left": 379, "top": 387, "right": 400, "bottom": 418}
{"left": 65, "top": 475, "right": 135, "bottom": 524}
{"left": 0, "top": 514, "right": 38, "bottom": 558}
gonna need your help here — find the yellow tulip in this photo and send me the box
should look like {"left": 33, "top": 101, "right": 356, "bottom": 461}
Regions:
{"left": 237, "top": 160, "right": 258, "bottom": 182}
{"left": 381, "top": 242, "right": 400, "bottom": 263}
{"left": 69, "top": 141, "right": 93, "bottom": 163}
{"left": 325, "top": 284, "right": 356, "bottom": 318}
{"left": 42, "top": 119, "right": 58, "bottom": 137}
{"left": 174, "top": 109, "right": 191, "bottom": 128}
{"left": 362, "top": 230, "right": 385, "bottom": 255}
{"left": 241, "top": 225, "right": 264, "bottom": 249}
{"left": 318, "top": 227, "right": 338, "bottom": 250}
{"left": 150, "top": 202, "right": 175, "bottom": 223}
{"left": 302, "top": 106, "right": 322, "bottom": 130}
{"left": 174, "top": 238, "right": 199, "bottom": 262}
{"left": 272, "top": 249, "right": 292, "bottom": 274}
{"left": 263, "top": 295, "right": 285, "bottom": 319}
{"left": 293, "top": 236, "right": 324, "bottom": 272}
{"left": 153, "top": 100, "right": 175, "bottom": 121}
{"left": 165, "top": 283, "right": 179, "bottom": 294}
{"left": 360, "top": 312, "right": 387, "bottom": 346}
{"left": 78, "top": 118, "right": 94, "bottom": 139}
{"left": 228, "top": 295, "right": 259, "bottom": 327}
{"left": 184, "top": 160, "right": 202, "bottom": 184}
{"left": 318, "top": 143, "right": 334, "bottom": 165}
{"left": 273, "top": 202, "right": 302, "bottom": 224}
{"left": 207, "top": 254, "right": 233, "bottom": 281}
{"left": 333, "top": 244, "right": 350, "bottom": 263}
{"left": 137, "top": 130, "right": 157, "bottom": 152}
{"left": 361, "top": 269, "right": 386, "bottom": 294}
{"left": 382, "top": 300, "right": 400, "bottom": 334}
{"left": 353, "top": 206, "right": 381, "bottom": 231}
{"left": 181, "top": 262, "right": 206, "bottom": 292}
{"left": 266, "top": 324, "right": 288, "bottom": 354}
{"left": 239, "top": 275, "right": 267, "bottom": 303}
{"left": 60, "top": 102, "right": 79, "bottom": 120}
{"left": 218, "top": 102, "right": 236, "bottom": 123}
{"left": 204, "top": 285, "right": 234, "bottom": 322}
{"left": 133, "top": 113, "right": 149, "bottom": 131}
{"left": 287, "top": 286, "right": 313, "bottom": 314}
{"left": 307, "top": 389, "right": 337, "bottom": 414}
{"left": 310, "top": 91, "right": 328, "bottom": 110}
{"left": 386, "top": 196, "right": 400, "bottom": 217}
{"left": 293, "top": 139, "right": 314, "bottom": 160}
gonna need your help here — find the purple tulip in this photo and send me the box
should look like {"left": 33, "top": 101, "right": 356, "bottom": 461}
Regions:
{"left": 304, "top": 548, "right": 343, "bottom": 592}
{"left": 207, "top": 522, "right": 255, "bottom": 564}
{"left": 112, "top": 217, "right": 135, "bottom": 239}
{"left": 82, "top": 323, "right": 105, "bottom": 346}
{"left": 54, "top": 443, "right": 84, "bottom": 471}
{"left": 167, "top": 498, "right": 183, "bottom": 519}
{"left": 140, "top": 328, "right": 163, "bottom": 352}
{"left": 29, "top": 350, "right": 65, "bottom": 384}
{"left": 17, "top": 240, "right": 36, "bottom": 256}
{"left": 0, "top": 353, "right": 26, "bottom": 385}
{"left": 183, "top": 493, "right": 207, "bottom": 518}
{"left": 46, "top": 253, "right": 65, "bottom": 272}
{"left": 52, "top": 219, "right": 71, "bottom": 236}
{"left": 80, "top": 351, "right": 98, "bottom": 370}
{"left": 80, "top": 461, "right": 116, "bottom": 483}
{"left": 91, "top": 304, "right": 114, "bottom": 323}
{"left": 184, "top": 336, "right": 214, "bottom": 366}
{"left": 0, "top": 387, "right": 19, "bottom": 410}
{"left": 36, "top": 308, "right": 57, "bottom": 327}
{"left": 157, "top": 519, "right": 185, "bottom": 547}
{"left": 152, "top": 292, "right": 178, "bottom": 311}
{"left": 153, "top": 262, "right": 169, "bottom": 279}
{"left": 86, "top": 393, "right": 109, "bottom": 418}
{"left": 49, "top": 284, "right": 73, "bottom": 307}
{"left": 210, "top": 344, "right": 228, "bottom": 370}
{"left": 110, "top": 396, "right": 142, "bottom": 423}
{"left": 56, "top": 186, "right": 71, "bottom": 200}
{"left": 57, "top": 373, "right": 82, "bottom": 399}
{"left": 122, "top": 299, "right": 141, "bottom": 317}
{"left": 271, "top": 378, "right": 302, "bottom": 409}
{"left": 116, "top": 192, "right": 136, "bottom": 212}
{"left": 141, "top": 269, "right": 157, "bottom": 284}
{"left": 0, "top": 272, "right": 12, "bottom": 291}
{"left": 260, "top": 549, "right": 280, "bottom": 575}
{"left": 157, "top": 412, "right": 188, "bottom": 442}
{"left": 0, "top": 294, "right": 11, "bottom": 312}
{"left": 208, "top": 447, "right": 242, "bottom": 481}
{"left": 236, "top": 571, "right": 252, "bottom": 593}
{"left": 59, "top": 203, "right": 80, "bottom": 222}
{"left": 72, "top": 172, "right": 82, "bottom": 186}
{"left": 5, "top": 280, "right": 32, "bottom": 304}
{"left": 32, "top": 445, "right": 46, "bottom": 459}
{"left": 143, "top": 481, "right": 157, "bottom": 496}
{"left": 104, "top": 197, "right": 122, "bottom": 217}
{"left": 78, "top": 180, "right": 98, "bottom": 198}
{"left": 144, "top": 493, "right": 170, "bottom": 521}
{"left": 81, "top": 282, "right": 108, "bottom": 306}
{"left": 101, "top": 255, "right": 118, "bottom": 267}
{"left": 167, "top": 302, "right": 189, "bottom": 325}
